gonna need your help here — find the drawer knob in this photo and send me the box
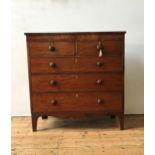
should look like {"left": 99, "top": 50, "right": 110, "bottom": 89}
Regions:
{"left": 50, "top": 100, "right": 58, "bottom": 105}
{"left": 50, "top": 80, "right": 57, "bottom": 86}
{"left": 97, "top": 99, "right": 103, "bottom": 104}
{"left": 96, "top": 61, "right": 102, "bottom": 67}
{"left": 48, "top": 44, "right": 55, "bottom": 51}
{"left": 96, "top": 79, "right": 103, "bottom": 85}
{"left": 49, "top": 62, "right": 56, "bottom": 68}
{"left": 97, "top": 41, "right": 103, "bottom": 57}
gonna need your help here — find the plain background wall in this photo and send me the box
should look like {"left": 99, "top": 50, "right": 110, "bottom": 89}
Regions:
{"left": 12, "top": 0, "right": 144, "bottom": 116}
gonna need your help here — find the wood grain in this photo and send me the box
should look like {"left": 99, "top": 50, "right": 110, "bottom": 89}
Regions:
{"left": 11, "top": 115, "right": 144, "bottom": 155}
{"left": 31, "top": 73, "right": 123, "bottom": 92}
{"left": 77, "top": 40, "right": 123, "bottom": 56}
{"left": 25, "top": 32, "right": 125, "bottom": 131}
{"left": 32, "top": 92, "right": 122, "bottom": 113}
{"left": 29, "top": 41, "right": 75, "bottom": 57}
{"left": 30, "top": 57, "right": 123, "bottom": 73}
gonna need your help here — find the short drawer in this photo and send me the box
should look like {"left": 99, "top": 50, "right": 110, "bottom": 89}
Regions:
{"left": 30, "top": 57, "right": 123, "bottom": 73}
{"left": 32, "top": 92, "right": 122, "bottom": 112}
{"left": 28, "top": 41, "right": 75, "bottom": 57}
{"left": 31, "top": 73, "right": 123, "bottom": 92}
{"left": 77, "top": 40, "right": 123, "bottom": 56}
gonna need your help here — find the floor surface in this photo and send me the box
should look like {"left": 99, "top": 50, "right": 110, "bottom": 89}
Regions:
{"left": 11, "top": 115, "right": 144, "bottom": 155}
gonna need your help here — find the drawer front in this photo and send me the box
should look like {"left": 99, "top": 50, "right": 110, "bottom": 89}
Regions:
{"left": 30, "top": 57, "right": 123, "bottom": 73}
{"left": 32, "top": 92, "right": 122, "bottom": 112}
{"left": 31, "top": 73, "right": 123, "bottom": 92}
{"left": 77, "top": 40, "right": 123, "bottom": 56}
{"left": 29, "top": 41, "right": 75, "bottom": 57}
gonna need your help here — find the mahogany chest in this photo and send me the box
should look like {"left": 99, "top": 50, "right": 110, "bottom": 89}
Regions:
{"left": 25, "top": 32, "right": 126, "bottom": 131}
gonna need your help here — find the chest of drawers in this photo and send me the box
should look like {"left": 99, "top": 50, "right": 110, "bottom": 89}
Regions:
{"left": 25, "top": 32, "right": 126, "bottom": 131}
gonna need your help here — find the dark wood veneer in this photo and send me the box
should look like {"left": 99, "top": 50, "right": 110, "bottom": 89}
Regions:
{"left": 29, "top": 41, "right": 76, "bottom": 57}
{"left": 32, "top": 92, "right": 122, "bottom": 113}
{"left": 25, "top": 32, "right": 126, "bottom": 131}
{"left": 31, "top": 73, "right": 123, "bottom": 92}
{"left": 30, "top": 57, "right": 123, "bottom": 73}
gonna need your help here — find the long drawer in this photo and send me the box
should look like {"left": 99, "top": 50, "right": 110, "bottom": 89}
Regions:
{"left": 32, "top": 92, "right": 122, "bottom": 112}
{"left": 30, "top": 57, "right": 123, "bottom": 73}
{"left": 31, "top": 73, "right": 123, "bottom": 92}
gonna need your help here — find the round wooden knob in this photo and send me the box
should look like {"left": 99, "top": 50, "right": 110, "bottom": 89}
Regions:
{"left": 48, "top": 45, "right": 55, "bottom": 51}
{"left": 51, "top": 46, "right": 55, "bottom": 51}
{"left": 50, "top": 80, "right": 57, "bottom": 86}
{"left": 97, "top": 99, "right": 103, "bottom": 104}
{"left": 50, "top": 100, "right": 58, "bottom": 105}
{"left": 96, "top": 79, "right": 102, "bottom": 85}
{"left": 96, "top": 61, "right": 102, "bottom": 67}
{"left": 49, "top": 62, "right": 56, "bottom": 68}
